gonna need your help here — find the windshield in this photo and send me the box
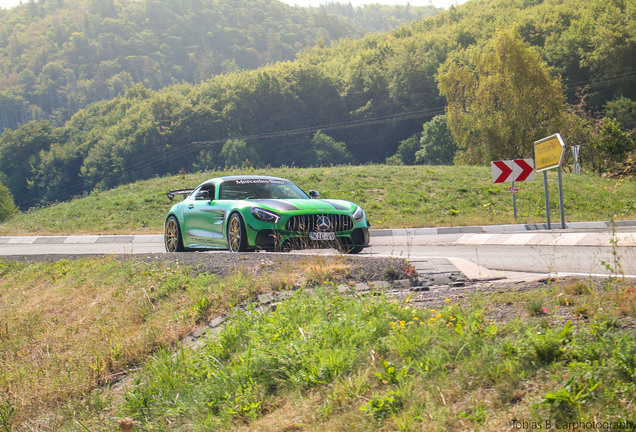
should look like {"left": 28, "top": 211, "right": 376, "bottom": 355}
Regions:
{"left": 219, "top": 179, "right": 309, "bottom": 200}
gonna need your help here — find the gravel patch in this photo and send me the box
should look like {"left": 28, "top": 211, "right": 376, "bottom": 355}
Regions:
{"left": 4, "top": 252, "right": 412, "bottom": 282}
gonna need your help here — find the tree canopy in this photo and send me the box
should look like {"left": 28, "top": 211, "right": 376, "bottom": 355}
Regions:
{"left": 0, "top": 0, "right": 438, "bottom": 131}
{"left": 438, "top": 28, "right": 569, "bottom": 164}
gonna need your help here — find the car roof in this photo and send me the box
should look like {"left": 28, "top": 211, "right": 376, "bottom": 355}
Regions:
{"left": 195, "top": 175, "right": 290, "bottom": 189}
{"left": 216, "top": 175, "right": 287, "bottom": 182}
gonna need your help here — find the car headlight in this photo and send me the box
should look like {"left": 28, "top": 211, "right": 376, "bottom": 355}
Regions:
{"left": 251, "top": 207, "right": 280, "bottom": 223}
{"left": 352, "top": 206, "right": 364, "bottom": 222}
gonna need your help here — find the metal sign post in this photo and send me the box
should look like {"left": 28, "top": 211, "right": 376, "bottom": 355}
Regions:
{"left": 543, "top": 171, "right": 551, "bottom": 229}
{"left": 572, "top": 145, "right": 580, "bottom": 174}
{"left": 557, "top": 166, "right": 566, "bottom": 228}
{"left": 534, "top": 133, "right": 566, "bottom": 229}
{"left": 511, "top": 181, "right": 517, "bottom": 222}
{"left": 491, "top": 159, "right": 535, "bottom": 223}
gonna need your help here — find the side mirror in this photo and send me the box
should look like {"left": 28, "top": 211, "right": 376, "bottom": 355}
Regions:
{"left": 195, "top": 190, "right": 210, "bottom": 200}
{"left": 309, "top": 190, "right": 320, "bottom": 199}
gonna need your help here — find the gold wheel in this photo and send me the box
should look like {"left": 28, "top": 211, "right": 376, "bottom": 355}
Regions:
{"left": 165, "top": 216, "right": 182, "bottom": 252}
{"left": 227, "top": 214, "right": 244, "bottom": 252}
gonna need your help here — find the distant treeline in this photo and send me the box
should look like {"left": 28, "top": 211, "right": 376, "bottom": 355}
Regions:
{"left": 0, "top": 0, "right": 634, "bottom": 210}
{"left": 314, "top": 2, "right": 438, "bottom": 33}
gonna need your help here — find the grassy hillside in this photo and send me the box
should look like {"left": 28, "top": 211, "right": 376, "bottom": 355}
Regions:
{"left": 0, "top": 256, "right": 634, "bottom": 430}
{"left": 1, "top": 164, "right": 635, "bottom": 235}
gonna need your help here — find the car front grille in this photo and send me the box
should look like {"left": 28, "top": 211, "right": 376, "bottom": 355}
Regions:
{"left": 286, "top": 214, "right": 354, "bottom": 232}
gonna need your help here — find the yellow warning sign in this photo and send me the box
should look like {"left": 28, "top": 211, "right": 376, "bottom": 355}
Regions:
{"left": 534, "top": 133, "right": 565, "bottom": 171}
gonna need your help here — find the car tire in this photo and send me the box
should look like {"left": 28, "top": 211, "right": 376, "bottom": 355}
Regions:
{"left": 165, "top": 215, "right": 185, "bottom": 252}
{"left": 340, "top": 245, "right": 363, "bottom": 254}
{"left": 227, "top": 213, "right": 248, "bottom": 252}
{"left": 337, "top": 240, "right": 363, "bottom": 255}
{"left": 345, "top": 246, "right": 364, "bottom": 254}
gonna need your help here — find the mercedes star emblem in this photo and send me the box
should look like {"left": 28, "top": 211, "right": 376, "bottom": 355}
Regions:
{"left": 316, "top": 215, "right": 332, "bottom": 232}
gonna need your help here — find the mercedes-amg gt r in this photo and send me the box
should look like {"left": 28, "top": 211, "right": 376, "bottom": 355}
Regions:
{"left": 164, "top": 175, "right": 370, "bottom": 253}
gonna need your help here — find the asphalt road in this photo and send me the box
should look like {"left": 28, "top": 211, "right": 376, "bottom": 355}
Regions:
{"left": 2, "top": 225, "right": 635, "bottom": 280}
{"left": 368, "top": 232, "right": 636, "bottom": 278}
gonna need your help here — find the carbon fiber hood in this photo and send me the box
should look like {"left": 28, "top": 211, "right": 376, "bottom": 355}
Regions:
{"left": 249, "top": 199, "right": 354, "bottom": 213}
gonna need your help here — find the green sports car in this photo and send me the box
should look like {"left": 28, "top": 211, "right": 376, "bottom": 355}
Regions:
{"left": 164, "top": 175, "right": 370, "bottom": 253}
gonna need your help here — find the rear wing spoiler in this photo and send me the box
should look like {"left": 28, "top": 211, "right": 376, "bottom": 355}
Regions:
{"left": 167, "top": 189, "right": 194, "bottom": 200}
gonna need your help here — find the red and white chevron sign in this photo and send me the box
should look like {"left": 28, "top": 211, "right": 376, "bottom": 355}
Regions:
{"left": 491, "top": 159, "right": 535, "bottom": 183}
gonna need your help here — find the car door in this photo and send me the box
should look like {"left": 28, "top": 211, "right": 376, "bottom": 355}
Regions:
{"left": 182, "top": 183, "right": 226, "bottom": 247}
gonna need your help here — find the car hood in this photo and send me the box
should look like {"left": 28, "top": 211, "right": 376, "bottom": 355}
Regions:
{"left": 247, "top": 199, "right": 356, "bottom": 213}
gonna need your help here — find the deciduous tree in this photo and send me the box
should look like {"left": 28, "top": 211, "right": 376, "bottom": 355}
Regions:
{"left": 415, "top": 115, "right": 456, "bottom": 165}
{"left": 594, "top": 117, "right": 634, "bottom": 166}
{"left": 312, "top": 131, "right": 353, "bottom": 166}
{"left": 438, "top": 28, "right": 568, "bottom": 164}
{"left": 0, "top": 180, "right": 17, "bottom": 222}
{"left": 220, "top": 138, "right": 260, "bottom": 168}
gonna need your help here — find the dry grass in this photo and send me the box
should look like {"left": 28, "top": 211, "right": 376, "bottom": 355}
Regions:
{"left": 234, "top": 394, "right": 323, "bottom": 432}
{"left": 614, "top": 285, "right": 636, "bottom": 317}
{"left": 0, "top": 254, "right": 366, "bottom": 429}
{"left": 0, "top": 257, "right": 263, "bottom": 427}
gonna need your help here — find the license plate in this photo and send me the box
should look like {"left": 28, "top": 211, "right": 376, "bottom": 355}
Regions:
{"left": 310, "top": 232, "right": 335, "bottom": 241}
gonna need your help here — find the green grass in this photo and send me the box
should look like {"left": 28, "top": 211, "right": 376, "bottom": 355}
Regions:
{"left": 2, "top": 254, "right": 634, "bottom": 431}
{"left": 85, "top": 280, "right": 636, "bottom": 430}
{"left": 1, "top": 165, "right": 636, "bottom": 235}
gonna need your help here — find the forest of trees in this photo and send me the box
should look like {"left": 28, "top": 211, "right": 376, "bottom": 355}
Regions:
{"left": 0, "top": 0, "right": 439, "bottom": 131}
{"left": 0, "top": 0, "right": 634, "bottom": 211}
